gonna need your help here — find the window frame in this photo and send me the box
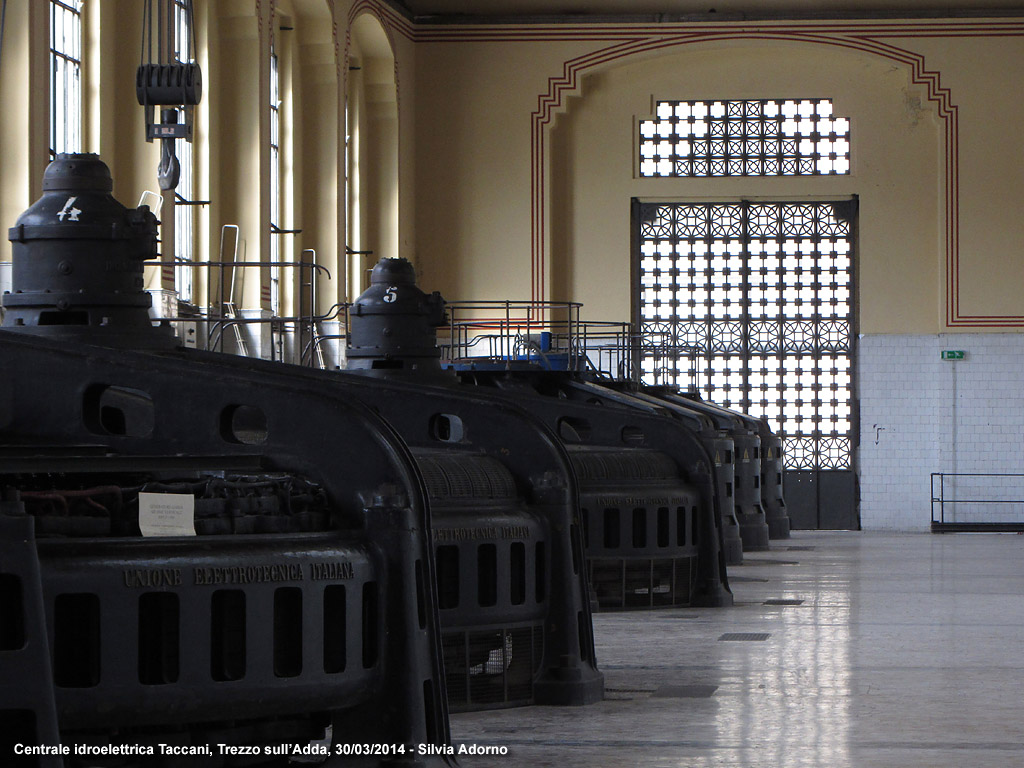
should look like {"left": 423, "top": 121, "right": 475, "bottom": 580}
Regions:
{"left": 638, "top": 98, "right": 851, "bottom": 178}
{"left": 49, "top": 0, "right": 84, "bottom": 158}
{"left": 631, "top": 197, "right": 858, "bottom": 471}
{"left": 269, "top": 46, "right": 282, "bottom": 314}
{"left": 172, "top": 0, "right": 196, "bottom": 303}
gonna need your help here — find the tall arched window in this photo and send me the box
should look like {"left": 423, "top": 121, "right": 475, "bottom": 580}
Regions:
{"left": 50, "top": 0, "right": 83, "bottom": 157}
{"left": 269, "top": 45, "right": 282, "bottom": 313}
{"left": 346, "top": 14, "right": 398, "bottom": 300}
{"left": 173, "top": 0, "right": 195, "bottom": 302}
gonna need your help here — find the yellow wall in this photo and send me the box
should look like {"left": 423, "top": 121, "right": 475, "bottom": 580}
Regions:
{"left": 412, "top": 38, "right": 588, "bottom": 299}
{"left": 410, "top": 19, "right": 1024, "bottom": 334}
{"left": 5, "top": 5, "right": 1024, "bottom": 336}
{"left": 550, "top": 40, "right": 939, "bottom": 333}
{"left": 293, "top": 7, "right": 339, "bottom": 312}
{"left": 346, "top": 8, "right": 399, "bottom": 299}
{"left": 910, "top": 33, "right": 1024, "bottom": 323}
{"left": 0, "top": 0, "right": 362, "bottom": 321}
{"left": 0, "top": 1, "right": 48, "bottom": 235}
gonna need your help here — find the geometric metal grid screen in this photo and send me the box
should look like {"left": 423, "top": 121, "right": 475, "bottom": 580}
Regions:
{"left": 639, "top": 99, "right": 850, "bottom": 177}
{"left": 636, "top": 201, "right": 854, "bottom": 470}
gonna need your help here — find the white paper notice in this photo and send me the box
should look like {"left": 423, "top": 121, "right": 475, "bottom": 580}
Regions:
{"left": 139, "top": 492, "right": 196, "bottom": 537}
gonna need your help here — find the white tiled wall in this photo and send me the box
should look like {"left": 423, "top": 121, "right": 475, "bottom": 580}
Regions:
{"left": 858, "top": 333, "right": 1024, "bottom": 530}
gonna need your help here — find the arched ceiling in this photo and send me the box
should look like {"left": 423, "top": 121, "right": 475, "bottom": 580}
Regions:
{"left": 289, "top": 0, "right": 333, "bottom": 22}
{"left": 351, "top": 12, "right": 395, "bottom": 61}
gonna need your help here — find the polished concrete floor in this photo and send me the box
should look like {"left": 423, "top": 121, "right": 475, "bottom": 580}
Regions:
{"left": 450, "top": 531, "right": 1024, "bottom": 767}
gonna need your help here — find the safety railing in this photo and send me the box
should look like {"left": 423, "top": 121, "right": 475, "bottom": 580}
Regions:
{"left": 439, "top": 300, "right": 586, "bottom": 371}
{"left": 148, "top": 259, "right": 346, "bottom": 368}
{"left": 931, "top": 473, "right": 1024, "bottom": 532}
{"left": 438, "top": 301, "right": 699, "bottom": 390}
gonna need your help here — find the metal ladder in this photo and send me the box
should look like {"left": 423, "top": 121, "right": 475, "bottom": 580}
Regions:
{"left": 220, "top": 225, "right": 249, "bottom": 357}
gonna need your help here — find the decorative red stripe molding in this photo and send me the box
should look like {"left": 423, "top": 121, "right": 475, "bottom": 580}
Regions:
{"left": 347, "top": 0, "right": 403, "bottom": 96}
{"left": 523, "top": 28, "right": 973, "bottom": 325}
{"left": 341, "top": 14, "right": 1024, "bottom": 327}
{"left": 402, "top": 20, "right": 1024, "bottom": 43}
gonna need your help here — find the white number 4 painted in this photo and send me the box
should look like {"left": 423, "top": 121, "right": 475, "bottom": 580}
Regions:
{"left": 57, "top": 196, "right": 82, "bottom": 222}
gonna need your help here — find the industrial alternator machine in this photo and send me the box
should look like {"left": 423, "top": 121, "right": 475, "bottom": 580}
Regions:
{"left": 346, "top": 261, "right": 733, "bottom": 612}
{"left": 453, "top": 367, "right": 734, "bottom": 609}
{"left": 341, "top": 258, "right": 605, "bottom": 710}
{"left": 438, "top": 309, "right": 793, "bottom": 556}
{"left": 0, "top": 155, "right": 452, "bottom": 766}
{"left": 635, "top": 388, "right": 790, "bottom": 542}
{"left": 595, "top": 384, "right": 777, "bottom": 552}
{"left": 753, "top": 416, "right": 789, "bottom": 540}
{"left": 521, "top": 378, "right": 747, "bottom": 565}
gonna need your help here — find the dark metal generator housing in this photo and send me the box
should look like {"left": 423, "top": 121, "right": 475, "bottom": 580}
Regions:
{"left": 344, "top": 257, "right": 604, "bottom": 711}
{"left": 0, "top": 155, "right": 452, "bottom": 767}
{"left": 345, "top": 260, "right": 732, "bottom": 613}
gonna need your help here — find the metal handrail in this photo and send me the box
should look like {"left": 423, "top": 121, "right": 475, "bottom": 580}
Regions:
{"left": 156, "top": 258, "right": 336, "bottom": 365}
{"left": 931, "top": 472, "right": 1024, "bottom": 532}
{"left": 439, "top": 300, "right": 700, "bottom": 387}
{"left": 306, "top": 333, "right": 348, "bottom": 370}
{"left": 439, "top": 300, "right": 584, "bottom": 371}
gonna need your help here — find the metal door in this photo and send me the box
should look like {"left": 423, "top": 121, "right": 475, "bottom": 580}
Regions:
{"left": 632, "top": 199, "right": 859, "bottom": 529}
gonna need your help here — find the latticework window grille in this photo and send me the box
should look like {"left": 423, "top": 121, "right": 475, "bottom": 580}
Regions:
{"left": 639, "top": 99, "right": 850, "bottom": 177}
{"left": 636, "top": 201, "right": 854, "bottom": 470}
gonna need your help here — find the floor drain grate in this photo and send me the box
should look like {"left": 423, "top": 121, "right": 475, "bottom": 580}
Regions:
{"left": 744, "top": 559, "right": 800, "bottom": 566}
{"left": 652, "top": 684, "right": 718, "bottom": 698}
{"left": 763, "top": 599, "right": 804, "bottom": 606}
{"left": 719, "top": 632, "right": 770, "bottom": 642}
{"left": 787, "top": 546, "right": 816, "bottom": 551}
{"left": 729, "top": 576, "right": 770, "bottom": 583}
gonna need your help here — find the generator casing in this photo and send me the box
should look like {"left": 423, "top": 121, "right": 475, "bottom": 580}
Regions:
{"left": 452, "top": 371, "right": 733, "bottom": 610}
{"left": 344, "top": 259, "right": 603, "bottom": 709}
{"left": 0, "top": 155, "right": 452, "bottom": 765}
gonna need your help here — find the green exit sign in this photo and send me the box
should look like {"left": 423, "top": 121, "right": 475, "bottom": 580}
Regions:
{"left": 941, "top": 350, "right": 965, "bottom": 360}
